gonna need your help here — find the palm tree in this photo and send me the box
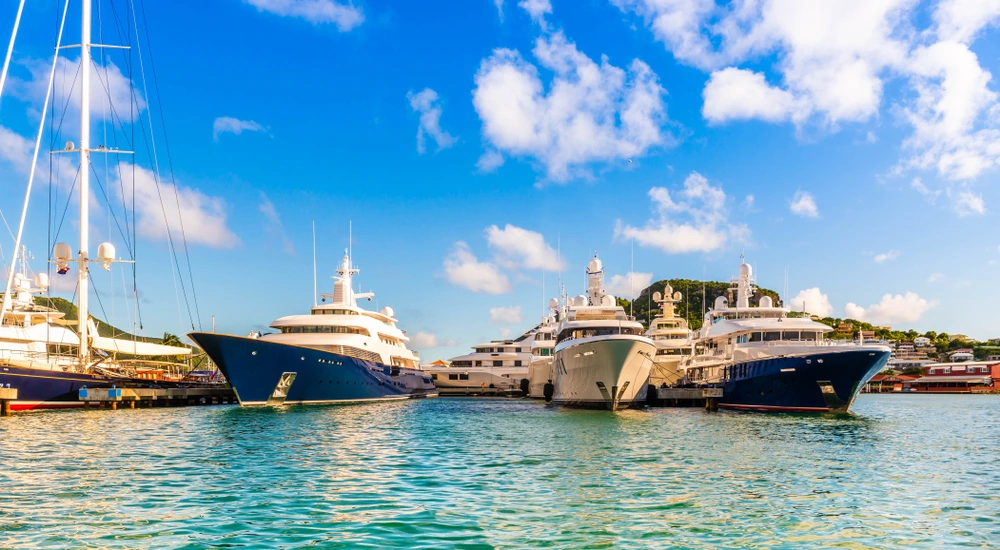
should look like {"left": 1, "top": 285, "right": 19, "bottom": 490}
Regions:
{"left": 162, "top": 333, "right": 182, "bottom": 347}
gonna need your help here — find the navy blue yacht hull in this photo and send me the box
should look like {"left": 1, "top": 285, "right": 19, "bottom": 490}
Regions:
{"left": 188, "top": 333, "right": 436, "bottom": 406}
{"left": 716, "top": 349, "right": 890, "bottom": 413}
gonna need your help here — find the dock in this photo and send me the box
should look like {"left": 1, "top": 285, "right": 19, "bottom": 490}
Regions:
{"left": 0, "top": 387, "right": 17, "bottom": 416}
{"left": 649, "top": 386, "right": 723, "bottom": 411}
{"left": 78, "top": 386, "right": 236, "bottom": 410}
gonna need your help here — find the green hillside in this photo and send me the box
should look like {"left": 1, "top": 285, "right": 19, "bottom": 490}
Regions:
{"left": 618, "top": 279, "right": 782, "bottom": 331}
{"left": 32, "top": 296, "right": 190, "bottom": 348}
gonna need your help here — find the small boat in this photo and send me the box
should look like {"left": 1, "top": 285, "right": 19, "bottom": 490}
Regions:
{"left": 683, "top": 256, "right": 891, "bottom": 413}
{"left": 551, "top": 255, "right": 655, "bottom": 410}
{"left": 190, "top": 252, "right": 436, "bottom": 406}
{"left": 423, "top": 330, "right": 537, "bottom": 396}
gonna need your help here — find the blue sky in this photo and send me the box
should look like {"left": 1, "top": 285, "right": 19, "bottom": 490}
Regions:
{"left": 1, "top": 0, "right": 999, "bottom": 360}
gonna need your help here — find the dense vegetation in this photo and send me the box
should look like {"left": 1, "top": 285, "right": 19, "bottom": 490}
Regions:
{"left": 619, "top": 278, "right": 781, "bottom": 331}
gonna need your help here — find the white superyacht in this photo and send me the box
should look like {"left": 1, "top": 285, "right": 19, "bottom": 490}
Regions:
{"left": 424, "top": 330, "right": 538, "bottom": 395}
{"left": 551, "top": 255, "right": 655, "bottom": 410}
{"left": 644, "top": 285, "right": 693, "bottom": 388}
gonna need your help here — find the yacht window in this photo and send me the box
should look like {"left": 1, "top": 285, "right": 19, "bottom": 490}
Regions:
{"left": 430, "top": 374, "right": 438, "bottom": 380}
{"left": 802, "top": 332, "right": 816, "bottom": 341}
{"left": 475, "top": 361, "right": 482, "bottom": 367}
{"left": 749, "top": 332, "right": 763, "bottom": 342}
{"left": 515, "top": 347, "right": 521, "bottom": 352}
{"left": 493, "top": 361, "right": 502, "bottom": 367}
{"left": 783, "top": 331, "right": 800, "bottom": 341}
{"left": 459, "top": 373, "right": 470, "bottom": 380}
{"left": 448, "top": 374, "right": 458, "bottom": 380}
{"left": 514, "top": 360, "right": 522, "bottom": 367}
{"left": 764, "top": 331, "right": 781, "bottom": 342}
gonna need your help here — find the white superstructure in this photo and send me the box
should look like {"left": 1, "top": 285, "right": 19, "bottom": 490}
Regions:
{"left": 261, "top": 251, "right": 422, "bottom": 371}
{"left": 551, "top": 255, "right": 655, "bottom": 410}
{"left": 644, "top": 285, "right": 692, "bottom": 387}
{"left": 527, "top": 302, "right": 558, "bottom": 398}
{"left": 424, "top": 329, "right": 538, "bottom": 395}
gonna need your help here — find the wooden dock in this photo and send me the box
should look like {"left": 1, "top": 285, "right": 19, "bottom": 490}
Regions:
{"left": 650, "top": 386, "right": 724, "bottom": 411}
{"left": 0, "top": 387, "right": 17, "bottom": 416}
{"left": 78, "top": 387, "right": 236, "bottom": 410}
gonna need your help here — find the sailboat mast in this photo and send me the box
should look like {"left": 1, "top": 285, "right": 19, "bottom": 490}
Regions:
{"left": 78, "top": 0, "right": 92, "bottom": 360}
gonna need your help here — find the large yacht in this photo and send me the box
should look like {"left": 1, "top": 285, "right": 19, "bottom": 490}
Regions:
{"left": 644, "top": 285, "right": 693, "bottom": 387}
{"left": 423, "top": 329, "right": 538, "bottom": 395}
{"left": 189, "top": 252, "right": 436, "bottom": 406}
{"left": 683, "top": 256, "right": 890, "bottom": 413}
{"left": 551, "top": 255, "right": 655, "bottom": 410}
{"left": 527, "top": 305, "right": 558, "bottom": 398}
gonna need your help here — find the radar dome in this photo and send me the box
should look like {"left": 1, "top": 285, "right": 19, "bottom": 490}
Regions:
{"left": 601, "top": 295, "right": 614, "bottom": 307}
{"left": 759, "top": 296, "right": 773, "bottom": 308}
{"left": 575, "top": 295, "right": 588, "bottom": 307}
{"left": 673, "top": 291, "right": 682, "bottom": 301}
{"left": 34, "top": 273, "right": 49, "bottom": 290}
{"left": 714, "top": 296, "right": 728, "bottom": 310}
{"left": 380, "top": 306, "right": 395, "bottom": 318}
{"left": 548, "top": 298, "right": 558, "bottom": 309}
{"left": 739, "top": 262, "right": 752, "bottom": 278}
{"left": 587, "top": 256, "right": 602, "bottom": 273}
{"left": 652, "top": 291, "right": 662, "bottom": 302}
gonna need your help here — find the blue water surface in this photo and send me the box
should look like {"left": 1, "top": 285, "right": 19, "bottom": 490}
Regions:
{"left": 0, "top": 394, "right": 998, "bottom": 548}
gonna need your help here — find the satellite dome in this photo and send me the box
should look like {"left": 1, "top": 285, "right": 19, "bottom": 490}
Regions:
{"left": 587, "top": 255, "right": 602, "bottom": 273}
{"left": 548, "top": 298, "right": 558, "bottom": 309}
{"left": 601, "top": 295, "right": 614, "bottom": 306}
{"left": 673, "top": 291, "right": 682, "bottom": 301}
{"left": 739, "top": 262, "right": 752, "bottom": 278}
{"left": 381, "top": 306, "right": 395, "bottom": 318}
{"left": 714, "top": 296, "right": 729, "bottom": 310}
{"left": 575, "top": 295, "right": 588, "bottom": 307}
{"left": 759, "top": 296, "right": 773, "bottom": 308}
{"left": 652, "top": 291, "right": 662, "bottom": 302}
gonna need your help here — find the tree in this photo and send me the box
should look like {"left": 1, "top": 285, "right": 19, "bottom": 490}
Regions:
{"left": 162, "top": 333, "right": 182, "bottom": 347}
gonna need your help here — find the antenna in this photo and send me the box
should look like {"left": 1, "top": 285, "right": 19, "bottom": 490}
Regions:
{"left": 783, "top": 264, "right": 788, "bottom": 308}
{"left": 629, "top": 238, "right": 634, "bottom": 318}
{"left": 312, "top": 221, "right": 317, "bottom": 307}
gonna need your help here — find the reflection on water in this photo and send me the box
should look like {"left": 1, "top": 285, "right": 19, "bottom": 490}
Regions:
{"left": 1, "top": 395, "right": 998, "bottom": 547}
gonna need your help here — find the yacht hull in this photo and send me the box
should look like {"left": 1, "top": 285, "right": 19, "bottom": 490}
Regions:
{"left": 426, "top": 367, "right": 527, "bottom": 395}
{"left": 552, "top": 337, "right": 655, "bottom": 410}
{"left": 189, "top": 333, "right": 437, "bottom": 406}
{"left": 717, "top": 349, "right": 890, "bottom": 413}
{"left": 527, "top": 357, "right": 553, "bottom": 398}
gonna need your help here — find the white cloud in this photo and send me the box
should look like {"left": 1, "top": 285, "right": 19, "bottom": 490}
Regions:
{"left": 123, "top": 166, "right": 240, "bottom": 248}
{"left": 472, "top": 31, "right": 670, "bottom": 181}
{"left": 10, "top": 56, "right": 144, "bottom": 123}
{"left": 499, "top": 327, "right": 512, "bottom": 338}
{"left": 910, "top": 177, "right": 941, "bottom": 202}
{"left": 900, "top": 41, "right": 1000, "bottom": 181}
{"left": 409, "top": 331, "right": 457, "bottom": 349}
{"left": 243, "top": 0, "right": 364, "bottom": 30}
{"left": 928, "top": 272, "right": 944, "bottom": 282}
{"left": 702, "top": 68, "right": 804, "bottom": 124}
{"left": 494, "top": 0, "right": 505, "bottom": 21}
{"left": 933, "top": 0, "right": 1000, "bottom": 43}
{"left": 874, "top": 250, "right": 900, "bottom": 263}
{"left": 616, "top": 172, "right": 748, "bottom": 254}
{"left": 518, "top": 0, "right": 551, "bottom": 24}
{"left": 0, "top": 124, "right": 237, "bottom": 249}
{"left": 605, "top": 272, "right": 653, "bottom": 300}
{"left": 489, "top": 305, "right": 522, "bottom": 324}
{"left": 614, "top": 1, "right": 1000, "bottom": 186}
{"left": 743, "top": 194, "right": 755, "bottom": 209}
{"left": 258, "top": 192, "right": 295, "bottom": 255}
{"left": 485, "top": 224, "right": 563, "bottom": 271}
{"left": 443, "top": 242, "right": 511, "bottom": 294}
{"left": 789, "top": 190, "right": 818, "bottom": 218}
{"left": 407, "top": 88, "right": 458, "bottom": 154}
{"left": 788, "top": 287, "right": 833, "bottom": 317}
{"left": 213, "top": 117, "right": 267, "bottom": 142}
{"left": 948, "top": 187, "right": 986, "bottom": 216}
{"left": 844, "top": 292, "right": 936, "bottom": 324}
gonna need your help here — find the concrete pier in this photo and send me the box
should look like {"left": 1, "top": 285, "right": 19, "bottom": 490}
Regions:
{"left": 649, "top": 386, "right": 724, "bottom": 410}
{"left": 0, "top": 387, "right": 17, "bottom": 416}
{"left": 79, "top": 387, "right": 235, "bottom": 409}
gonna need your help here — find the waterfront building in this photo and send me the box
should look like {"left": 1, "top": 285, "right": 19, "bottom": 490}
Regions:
{"left": 909, "top": 362, "right": 1000, "bottom": 393}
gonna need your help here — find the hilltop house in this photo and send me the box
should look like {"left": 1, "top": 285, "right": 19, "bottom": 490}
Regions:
{"left": 914, "top": 336, "right": 931, "bottom": 347}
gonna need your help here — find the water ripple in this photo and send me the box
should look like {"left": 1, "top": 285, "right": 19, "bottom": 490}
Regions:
{"left": 0, "top": 394, "right": 998, "bottom": 547}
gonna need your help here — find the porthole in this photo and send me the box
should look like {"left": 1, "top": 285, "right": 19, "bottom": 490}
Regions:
{"left": 817, "top": 359, "right": 823, "bottom": 363}
{"left": 251, "top": 351, "right": 257, "bottom": 356}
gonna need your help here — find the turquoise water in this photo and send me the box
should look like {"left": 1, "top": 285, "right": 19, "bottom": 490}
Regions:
{"left": 1, "top": 395, "right": 998, "bottom": 548}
